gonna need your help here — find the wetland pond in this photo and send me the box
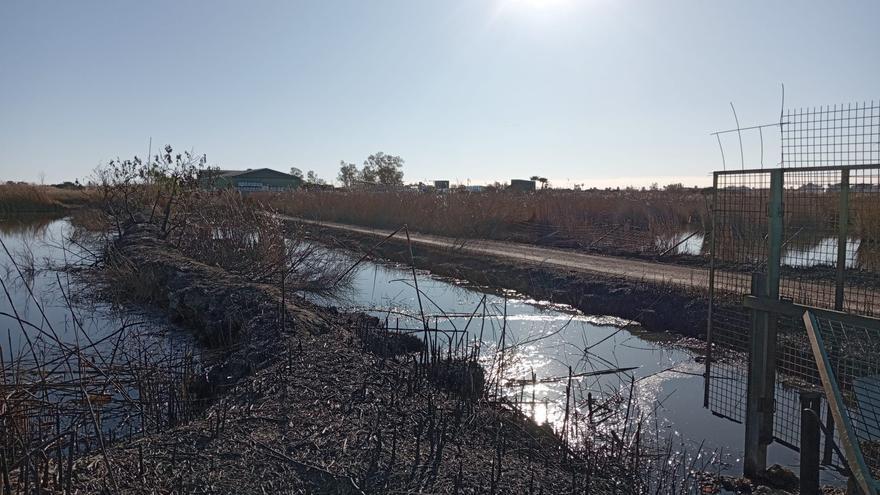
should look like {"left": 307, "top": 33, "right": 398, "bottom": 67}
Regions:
{"left": 0, "top": 216, "right": 843, "bottom": 483}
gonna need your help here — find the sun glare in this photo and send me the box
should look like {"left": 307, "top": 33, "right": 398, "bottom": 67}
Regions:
{"left": 492, "top": 0, "right": 578, "bottom": 23}
{"left": 510, "top": 0, "right": 570, "bottom": 8}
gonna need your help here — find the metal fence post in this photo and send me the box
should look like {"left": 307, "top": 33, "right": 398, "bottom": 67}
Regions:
{"left": 835, "top": 168, "right": 850, "bottom": 311}
{"left": 744, "top": 169, "right": 783, "bottom": 478}
{"left": 800, "top": 391, "right": 822, "bottom": 495}
{"left": 820, "top": 168, "right": 851, "bottom": 467}
{"left": 767, "top": 169, "right": 784, "bottom": 302}
{"left": 744, "top": 272, "right": 776, "bottom": 476}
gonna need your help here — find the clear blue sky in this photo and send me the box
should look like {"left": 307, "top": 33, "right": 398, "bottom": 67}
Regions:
{"left": 1, "top": 0, "right": 878, "bottom": 187}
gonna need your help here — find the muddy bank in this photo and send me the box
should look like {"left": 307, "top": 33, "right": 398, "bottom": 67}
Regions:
{"left": 70, "top": 222, "right": 604, "bottom": 493}
{"left": 298, "top": 222, "right": 721, "bottom": 338}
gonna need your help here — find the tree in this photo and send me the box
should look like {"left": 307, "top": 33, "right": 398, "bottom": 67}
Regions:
{"left": 364, "top": 152, "right": 404, "bottom": 186}
{"left": 530, "top": 176, "right": 549, "bottom": 189}
{"left": 360, "top": 164, "right": 377, "bottom": 184}
{"left": 337, "top": 161, "right": 359, "bottom": 188}
{"left": 305, "top": 170, "right": 326, "bottom": 185}
{"left": 289, "top": 167, "right": 303, "bottom": 179}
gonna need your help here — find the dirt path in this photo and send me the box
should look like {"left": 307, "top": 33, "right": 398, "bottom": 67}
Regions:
{"left": 285, "top": 217, "right": 878, "bottom": 316}
{"left": 286, "top": 216, "right": 717, "bottom": 289}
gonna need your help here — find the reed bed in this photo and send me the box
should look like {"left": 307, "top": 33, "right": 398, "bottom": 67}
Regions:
{"left": 258, "top": 188, "right": 711, "bottom": 257}
{"left": 0, "top": 184, "right": 95, "bottom": 215}
{"left": 262, "top": 186, "right": 880, "bottom": 267}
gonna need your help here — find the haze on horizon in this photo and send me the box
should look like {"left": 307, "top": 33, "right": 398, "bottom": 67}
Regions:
{"left": 1, "top": 0, "right": 878, "bottom": 188}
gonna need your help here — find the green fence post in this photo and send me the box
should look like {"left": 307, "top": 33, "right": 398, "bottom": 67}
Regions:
{"left": 744, "top": 169, "right": 783, "bottom": 478}
{"left": 822, "top": 168, "right": 850, "bottom": 466}
{"left": 767, "top": 169, "right": 784, "bottom": 302}
{"left": 835, "top": 168, "right": 850, "bottom": 311}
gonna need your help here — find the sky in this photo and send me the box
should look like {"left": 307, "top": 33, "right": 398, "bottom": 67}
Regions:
{"left": 1, "top": 0, "right": 878, "bottom": 188}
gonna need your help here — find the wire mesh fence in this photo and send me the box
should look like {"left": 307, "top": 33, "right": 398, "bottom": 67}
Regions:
{"left": 705, "top": 171, "right": 770, "bottom": 423}
{"left": 706, "top": 165, "right": 880, "bottom": 460}
{"left": 782, "top": 102, "right": 880, "bottom": 169}
{"left": 806, "top": 310, "right": 880, "bottom": 482}
{"left": 706, "top": 101, "right": 880, "bottom": 475}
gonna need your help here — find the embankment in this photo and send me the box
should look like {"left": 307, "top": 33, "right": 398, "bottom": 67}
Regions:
{"left": 298, "top": 221, "right": 716, "bottom": 338}
{"left": 108, "top": 221, "right": 349, "bottom": 391}
{"left": 72, "top": 222, "right": 599, "bottom": 493}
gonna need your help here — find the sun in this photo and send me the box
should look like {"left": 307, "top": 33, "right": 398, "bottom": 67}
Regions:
{"left": 493, "top": 0, "right": 577, "bottom": 19}
{"left": 489, "top": 0, "right": 581, "bottom": 26}
{"left": 507, "top": 0, "right": 572, "bottom": 9}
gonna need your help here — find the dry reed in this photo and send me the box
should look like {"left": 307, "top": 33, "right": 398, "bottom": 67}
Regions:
{"left": 257, "top": 188, "right": 711, "bottom": 256}
{"left": 0, "top": 184, "right": 95, "bottom": 215}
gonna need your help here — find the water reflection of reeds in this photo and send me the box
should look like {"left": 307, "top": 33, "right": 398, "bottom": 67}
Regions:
{"left": 711, "top": 190, "right": 878, "bottom": 271}
{"left": 0, "top": 214, "right": 61, "bottom": 237}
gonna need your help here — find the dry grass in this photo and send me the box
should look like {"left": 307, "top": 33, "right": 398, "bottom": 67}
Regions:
{"left": 257, "top": 189, "right": 711, "bottom": 247}
{"left": 0, "top": 184, "right": 95, "bottom": 215}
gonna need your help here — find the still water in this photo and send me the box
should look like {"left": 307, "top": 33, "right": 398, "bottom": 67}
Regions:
{"left": 0, "top": 216, "right": 193, "bottom": 360}
{"left": 0, "top": 216, "right": 121, "bottom": 357}
{"left": 658, "top": 230, "right": 864, "bottom": 270}
{"left": 314, "top": 240, "right": 843, "bottom": 481}
{"left": 0, "top": 216, "right": 198, "bottom": 440}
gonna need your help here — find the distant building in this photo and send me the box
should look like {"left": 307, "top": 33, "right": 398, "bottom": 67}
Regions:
{"left": 852, "top": 183, "right": 880, "bottom": 193}
{"left": 301, "top": 182, "right": 335, "bottom": 191}
{"left": 202, "top": 168, "right": 302, "bottom": 192}
{"left": 434, "top": 180, "right": 450, "bottom": 190}
{"left": 508, "top": 179, "right": 536, "bottom": 192}
{"left": 465, "top": 185, "right": 484, "bottom": 193}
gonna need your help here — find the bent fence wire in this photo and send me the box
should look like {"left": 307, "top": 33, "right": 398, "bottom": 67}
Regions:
{"left": 706, "top": 102, "right": 880, "bottom": 469}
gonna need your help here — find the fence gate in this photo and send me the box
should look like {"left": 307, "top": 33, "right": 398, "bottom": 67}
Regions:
{"left": 704, "top": 102, "right": 880, "bottom": 484}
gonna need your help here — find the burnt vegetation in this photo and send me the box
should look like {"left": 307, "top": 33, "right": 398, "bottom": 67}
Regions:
{"left": 1, "top": 148, "right": 733, "bottom": 494}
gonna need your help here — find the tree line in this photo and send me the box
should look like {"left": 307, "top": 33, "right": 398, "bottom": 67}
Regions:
{"left": 290, "top": 152, "right": 405, "bottom": 188}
